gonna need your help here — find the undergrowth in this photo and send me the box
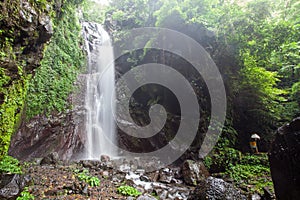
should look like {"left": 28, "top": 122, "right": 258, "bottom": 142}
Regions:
{"left": 204, "top": 137, "right": 274, "bottom": 194}
{"left": 74, "top": 169, "right": 100, "bottom": 187}
{"left": 117, "top": 185, "right": 142, "bottom": 197}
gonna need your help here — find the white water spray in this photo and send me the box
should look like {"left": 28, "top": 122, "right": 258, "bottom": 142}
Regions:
{"left": 83, "top": 22, "right": 116, "bottom": 159}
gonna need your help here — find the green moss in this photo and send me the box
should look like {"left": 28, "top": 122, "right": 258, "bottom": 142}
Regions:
{"left": 0, "top": 67, "right": 28, "bottom": 160}
{"left": 0, "top": 0, "right": 85, "bottom": 160}
{"left": 25, "top": 3, "right": 85, "bottom": 119}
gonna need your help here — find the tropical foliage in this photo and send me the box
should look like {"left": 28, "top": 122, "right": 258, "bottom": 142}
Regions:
{"left": 25, "top": 2, "right": 85, "bottom": 119}
{"left": 104, "top": 0, "right": 300, "bottom": 147}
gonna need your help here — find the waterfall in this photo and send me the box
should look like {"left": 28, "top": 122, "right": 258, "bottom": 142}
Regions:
{"left": 83, "top": 22, "right": 116, "bottom": 159}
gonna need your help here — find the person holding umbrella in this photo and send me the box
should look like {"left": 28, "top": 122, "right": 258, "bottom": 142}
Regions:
{"left": 249, "top": 133, "right": 260, "bottom": 154}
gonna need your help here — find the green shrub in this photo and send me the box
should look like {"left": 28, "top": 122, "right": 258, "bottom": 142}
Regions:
{"left": 204, "top": 137, "right": 273, "bottom": 194}
{"left": 226, "top": 163, "right": 270, "bottom": 182}
{"left": 117, "top": 185, "right": 142, "bottom": 197}
{"left": 205, "top": 138, "right": 241, "bottom": 172}
{"left": 203, "top": 156, "right": 212, "bottom": 169}
{"left": 17, "top": 187, "right": 34, "bottom": 200}
{"left": 0, "top": 155, "right": 22, "bottom": 174}
{"left": 240, "top": 153, "right": 269, "bottom": 166}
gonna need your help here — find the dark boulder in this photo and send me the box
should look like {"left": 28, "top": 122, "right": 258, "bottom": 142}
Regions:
{"left": 0, "top": 174, "right": 31, "bottom": 200}
{"left": 182, "top": 160, "right": 209, "bottom": 186}
{"left": 268, "top": 117, "right": 300, "bottom": 200}
{"left": 188, "top": 176, "right": 247, "bottom": 200}
{"left": 40, "top": 152, "right": 59, "bottom": 165}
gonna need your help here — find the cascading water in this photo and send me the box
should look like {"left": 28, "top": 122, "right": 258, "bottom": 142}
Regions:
{"left": 82, "top": 22, "right": 116, "bottom": 159}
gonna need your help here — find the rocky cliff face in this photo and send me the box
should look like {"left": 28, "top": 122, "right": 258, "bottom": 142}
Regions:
{"left": 3, "top": 0, "right": 86, "bottom": 161}
{"left": 0, "top": 0, "right": 53, "bottom": 73}
{"left": 268, "top": 117, "right": 300, "bottom": 200}
{"left": 0, "top": 0, "right": 53, "bottom": 159}
{"left": 9, "top": 75, "right": 86, "bottom": 160}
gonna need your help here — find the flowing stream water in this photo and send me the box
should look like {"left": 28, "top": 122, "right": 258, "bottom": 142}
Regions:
{"left": 83, "top": 22, "right": 116, "bottom": 159}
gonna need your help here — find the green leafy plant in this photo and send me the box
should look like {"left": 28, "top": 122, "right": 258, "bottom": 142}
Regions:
{"left": 117, "top": 185, "right": 142, "bottom": 197}
{"left": 17, "top": 187, "right": 34, "bottom": 200}
{"left": 75, "top": 169, "right": 100, "bottom": 187}
{"left": 203, "top": 156, "right": 212, "bottom": 169}
{"left": 88, "top": 176, "right": 101, "bottom": 187}
{"left": 0, "top": 155, "right": 22, "bottom": 174}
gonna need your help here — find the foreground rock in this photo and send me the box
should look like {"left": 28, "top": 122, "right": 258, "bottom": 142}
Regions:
{"left": 182, "top": 160, "right": 209, "bottom": 186}
{"left": 136, "top": 194, "right": 157, "bottom": 200}
{"left": 5, "top": 156, "right": 271, "bottom": 199}
{"left": 0, "top": 174, "right": 30, "bottom": 199}
{"left": 188, "top": 176, "right": 247, "bottom": 200}
{"left": 269, "top": 117, "right": 300, "bottom": 200}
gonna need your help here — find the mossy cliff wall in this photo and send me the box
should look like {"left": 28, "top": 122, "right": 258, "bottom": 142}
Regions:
{"left": 0, "top": 0, "right": 53, "bottom": 160}
{"left": 1, "top": 0, "right": 85, "bottom": 161}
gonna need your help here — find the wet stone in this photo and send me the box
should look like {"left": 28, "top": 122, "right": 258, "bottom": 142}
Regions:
{"left": 182, "top": 160, "right": 209, "bottom": 186}
{"left": 137, "top": 194, "right": 158, "bottom": 200}
{"left": 100, "top": 154, "right": 110, "bottom": 162}
{"left": 0, "top": 174, "right": 31, "bottom": 199}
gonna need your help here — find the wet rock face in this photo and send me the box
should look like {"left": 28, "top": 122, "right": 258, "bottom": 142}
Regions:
{"left": 188, "top": 176, "right": 247, "bottom": 200}
{"left": 1, "top": 0, "right": 53, "bottom": 73}
{"left": 0, "top": 174, "right": 31, "bottom": 200}
{"left": 0, "top": 0, "right": 54, "bottom": 158}
{"left": 9, "top": 75, "right": 86, "bottom": 161}
{"left": 268, "top": 117, "right": 300, "bottom": 200}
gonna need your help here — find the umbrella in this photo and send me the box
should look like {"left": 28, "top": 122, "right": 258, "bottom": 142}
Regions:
{"left": 251, "top": 133, "right": 260, "bottom": 139}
